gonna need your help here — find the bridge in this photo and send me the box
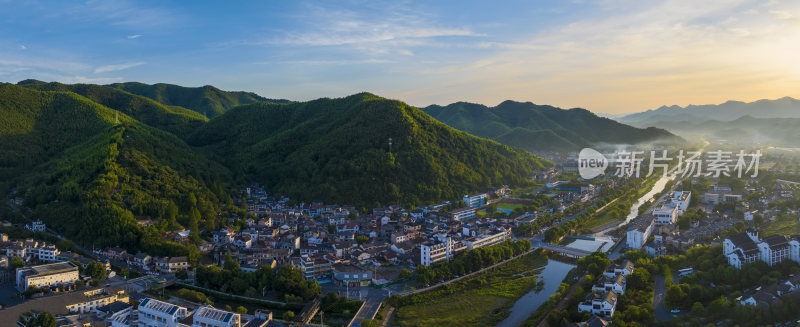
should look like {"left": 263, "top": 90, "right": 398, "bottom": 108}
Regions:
{"left": 536, "top": 242, "right": 593, "bottom": 258}
{"left": 296, "top": 296, "right": 322, "bottom": 325}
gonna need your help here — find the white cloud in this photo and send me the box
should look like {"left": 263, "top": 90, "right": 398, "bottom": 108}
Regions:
{"left": 19, "top": 45, "right": 26, "bottom": 50}
{"left": 769, "top": 10, "right": 794, "bottom": 20}
{"left": 94, "top": 61, "right": 145, "bottom": 73}
{"left": 127, "top": 34, "right": 142, "bottom": 39}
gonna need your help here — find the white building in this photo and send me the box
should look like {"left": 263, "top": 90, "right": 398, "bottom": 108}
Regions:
{"left": 626, "top": 215, "right": 654, "bottom": 249}
{"left": 449, "top": 207, "right": 476, "bottom": 221}
{"left": 578, "top": 291, "right": 618, "bottom": 318}
{"left": 192, "top": 306, "right": 241, "bottom": 327}
{"left": 462, "top": 228, "right": 511, "bottom": 250}
{"left": 462, "top": 193, "right": 488, "bottom": 208}
{"left": 136, "top": 298, "right": 188, "bottom": 327}
{"left": 16, "top": 261, "right": 79, "bottom": 291}
{"left": 653, "top": 206, "right": 678, "bottom": 225}
{"left": 724, "top": 230, "right": 798, "bottom": 269}
{"left": 420, "top": 238, "right": 455, "bottom": 266}
{"left": 25, "top": 220, "right": 46, "bottom": 232}
{"left": 758, "top": 235, "right": 791, "bottom": 267}
{"left": 592, "top": 274, "right": 626, "bottom": 295}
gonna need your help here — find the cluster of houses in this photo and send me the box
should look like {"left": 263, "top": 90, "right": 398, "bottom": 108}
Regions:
{"left": 738, "top": 274, "right": 800, "bottom": 308}
{"left": 626, "top": 190, "right": 693, "bottom": 250}
{"left": 578, "top": 260, "right": 635, "bottom": 319}
{"left": 94, "top": 247, "right": 189, "bottom": 274}
{"left": 109, "top": 298, "right": 271, "bottom": 327}
{"left": 0, "top": 280, "right": 270, "bottom": 327}
{"left": 90, "top": 183, "right": 541, "bottom": 286}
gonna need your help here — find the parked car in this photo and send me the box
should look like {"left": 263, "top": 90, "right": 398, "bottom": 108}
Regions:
{"left": 670, "top": 309, "right": 680, "bottom": 313}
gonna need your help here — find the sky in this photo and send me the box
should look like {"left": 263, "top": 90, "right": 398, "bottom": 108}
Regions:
{"left": 1, "top": 0, "right": 799, "bottom": 114}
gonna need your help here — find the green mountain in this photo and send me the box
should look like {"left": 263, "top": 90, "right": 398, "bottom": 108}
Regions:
{"left": 422, "top": 101, "right": 681, "bottom": 152}
{"left": 109, "top": 82, "right": 290, "bottom": 118}
{"left": 17, "top": 79, "right": 208, "bottom": 138}
{"left": 1, "top": 82, "right": 551, "bottom": 252}
{"left": 0, "top": 84, "right": 231, "bottom": 258}
{"left": 189, "top": 93, "right": 549, "bottom": 206}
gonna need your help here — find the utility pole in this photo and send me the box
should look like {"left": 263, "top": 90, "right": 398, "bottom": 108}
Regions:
{"left": 388, "top": 137, "right": 392, "bottom": 153}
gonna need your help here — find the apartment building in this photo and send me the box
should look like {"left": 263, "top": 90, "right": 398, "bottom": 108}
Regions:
{"left": 16, "top": 261, "right": 79, "bottom": 291}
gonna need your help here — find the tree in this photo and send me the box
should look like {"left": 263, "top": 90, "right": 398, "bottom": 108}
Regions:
{"left": 282, "top": 310, "right": 295, "bottom": 321}
{"left": 398, "top": 269, "right": 412, "bottom": 279}
{"left": 356, "top": 235, "right": 370, "bottom": 244}
{"left": 11, "top": 257, "right": 25, "bottom": 269}
{"left": 18, "top": 311, "right": 55, "bottom": 327}
{"left": 691, "top": 301, "right": 704, "bottom": 315}
{"left": 236, "top": 306, "right": 248, "bottom": 314}
{"left": 86, "top": 261, "right": 107, "bottom": 281}
{"left": 223, "top": 250, "right": 240, "bottom": 271}
{"left": 361, "top": 319, "right": 379, "bottom": 327}
{"left": 665, "top": 284, "right": 685, "bottom": 309}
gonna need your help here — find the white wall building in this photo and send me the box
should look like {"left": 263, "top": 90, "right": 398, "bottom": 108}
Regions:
{"left": 192, "top": 306, "right": 241, "bottom": 327}
{"left": 136, "top": 298, "right": 188, "bottom": 327}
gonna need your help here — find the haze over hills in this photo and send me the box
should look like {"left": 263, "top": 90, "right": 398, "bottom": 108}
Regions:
{"left": 109, "top": 82, "right": 291, "bottom": 118}
{"left": 422, "top": 100, "right": 682, "bottom": 152}
{"left": 617, "top": 97, "right": 800, "bottom": 146}
{"left": 0, "top": 81, "right": 549, "bottom": 253}
{"left": 618, "top": 96, "right": 800, "bottom": 125}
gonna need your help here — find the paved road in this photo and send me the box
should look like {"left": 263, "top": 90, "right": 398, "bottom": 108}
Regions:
{"left": 348, "top": 289, "right": 384, "bottom": 327}
{"left": 653, "top": 275, "right": 671, "bottom": 321}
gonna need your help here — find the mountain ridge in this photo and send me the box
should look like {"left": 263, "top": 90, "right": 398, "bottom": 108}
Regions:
{"left": 422, "top": 100, "right": 682, "bottom": 152}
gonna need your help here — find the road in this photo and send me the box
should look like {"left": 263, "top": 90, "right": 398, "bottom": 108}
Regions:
{"left": 348, "top": 288, "right": 385, "bottom": 326}
{"left": 652, "top": 275, "right": 670, "bottom": 321}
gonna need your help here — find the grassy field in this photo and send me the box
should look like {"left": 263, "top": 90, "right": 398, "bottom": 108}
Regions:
{"left": 584, "top": 176, "right": 661, "bottom": 230}
{"left": 393, "top": 253, "right": 548, "bottom": 327}
{"left": 477, "top": 202, "right": 527, "bottom": 217}
{"left": 760, "top": 213, "right": 800, "bottom": 236}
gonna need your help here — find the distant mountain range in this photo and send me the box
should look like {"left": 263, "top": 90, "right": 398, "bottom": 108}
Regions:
{"left": 422, "top": 101, "right": 682, "bottom": 152}
{"left": 619, "top": 96, "right": 800, "bottom": 125}
{"left": 617, "top": 97, "right": 800, "bottom": 146}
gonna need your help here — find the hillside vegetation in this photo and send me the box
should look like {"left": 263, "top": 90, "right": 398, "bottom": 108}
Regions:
{"left": 109, "top": 82, "right": 290, "bottom": 118}
{"left": 0, "top": 84, "right": 231, "bottom": 259}
{"left": 1, "top": 83, "right": 551, "bottom": 253}
{"left": 190, "top": 93, "right": 549, "bottom": 206}
{"left": 423, "top": 100, "right": 681, "bottom": 152}
{"left": 18, "top": 80, "right": 208, "bottom": 138}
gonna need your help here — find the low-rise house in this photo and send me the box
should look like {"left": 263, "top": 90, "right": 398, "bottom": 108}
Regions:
{"left": 592, "top": 274, "right": 626, "bottom": 295}
{"left": 578, "top": 291, "right": 618, "bottom": 318}
{"left": 157, "top": 256, "right": 189, "bottom": 273}
{"left": 332, "top": 264, "right": 373, "bottom": 287}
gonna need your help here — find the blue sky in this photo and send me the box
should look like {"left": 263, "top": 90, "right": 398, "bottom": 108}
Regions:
{"left": 1, "top": 0, "right": 799, "bottom": 113}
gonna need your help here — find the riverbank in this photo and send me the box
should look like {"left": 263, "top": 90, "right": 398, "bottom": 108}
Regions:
{"left": 390, "top": 251, "right": 548, "bottom": 327}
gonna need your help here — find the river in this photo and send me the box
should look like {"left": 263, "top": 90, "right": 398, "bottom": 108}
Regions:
{"left": 495, "top": 259, "right": 575, "bottom": 327}
{"left": 616, "top": 175, "right": 674, "bottom": 227}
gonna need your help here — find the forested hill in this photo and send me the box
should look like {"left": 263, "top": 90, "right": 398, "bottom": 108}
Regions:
{"left": 108, "top": 81, "right": 291, "bottom": 118}
{"left": 422, "top": 100, "right": 681, "bottom": 152}
{"left": 0, "top": 84, "right": 231, "bottom": 259}
{"left": 189, "top": 93, "right": 549, "bottom": 206}
{"left": 17, "top": 80, "right": 208, "bottom": 138}
{"left": 1, "top": 82, "right": 550, "bottom": 255}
